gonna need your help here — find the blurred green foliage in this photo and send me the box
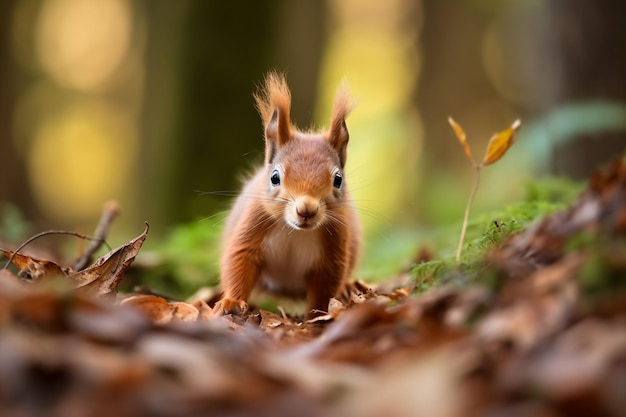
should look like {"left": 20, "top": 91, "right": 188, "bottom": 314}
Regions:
{"left": 576, "top": 236, "right": 626, "bottom": 303}
{"left": 137, "top": 219, "right": 223, "bottom": 298}
{"left": 0, "top": 203, "right": 32, "bottom": 243}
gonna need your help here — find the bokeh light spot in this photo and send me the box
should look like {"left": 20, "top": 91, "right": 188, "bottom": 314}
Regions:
{"left": 29, "top": 103, "right": 137, "bottom": 223}
{"left": 36, "top": 0, "right": 132, "bottom": 91}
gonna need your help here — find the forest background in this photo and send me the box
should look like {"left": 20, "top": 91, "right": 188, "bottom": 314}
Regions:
{"left": 1, "top": 0, "right": 625, "bottom": 289}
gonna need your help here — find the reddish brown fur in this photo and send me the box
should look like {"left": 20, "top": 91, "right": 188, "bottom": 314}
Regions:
{"left": 215, "top": 72, "right": 360, "bottom": 320}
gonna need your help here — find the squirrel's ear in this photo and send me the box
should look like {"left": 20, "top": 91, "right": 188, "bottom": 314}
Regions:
{"left": 328, "top": 119, "right": 349, "bottom": 168}
{"left": 328, "top": 82, "right": 353, "bottom": 168}
{"left": 255, "top": 72, "right": 292, "bottom": 164}
{"left": 265, "top": 104, "right": 291, "bottom": 147}
{"left": 264, "top": 109, "right": 279, "bottom": 164}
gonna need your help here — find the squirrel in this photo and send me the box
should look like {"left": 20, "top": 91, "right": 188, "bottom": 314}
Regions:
{"left": 213, "top": 72, "right": 361, "bottom": 320}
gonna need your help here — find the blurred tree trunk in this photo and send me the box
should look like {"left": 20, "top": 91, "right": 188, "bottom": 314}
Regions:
{"left": 415, "top": 1, "right": 498, "bottom": 164}
{"left": 140, "top": 1, "right": 326, "bottom": 231}
{"left": 272, "top": 1, "right": 326, "bottom": 127}
{"left": 544, "top": 0, "right": 626, "bottom": 178}
{"left": 0, "top": 0, "right": 41, "bottom": 230}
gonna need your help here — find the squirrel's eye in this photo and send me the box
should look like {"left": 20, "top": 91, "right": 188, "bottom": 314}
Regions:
{"left": 333, "top": 172, "right": 343, "bottom": 189}
{"left": 270, "top": 169, "right": 281, "bottom": 186}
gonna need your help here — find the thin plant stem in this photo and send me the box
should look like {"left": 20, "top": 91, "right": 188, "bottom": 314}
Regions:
{"left": 456, "top": 166, "right": 481, "bottom": 263}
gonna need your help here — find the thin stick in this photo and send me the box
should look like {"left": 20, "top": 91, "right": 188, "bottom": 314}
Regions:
{"left": 2, "top": 231, "right": 101, "bottom": 270}
{"left": 74, "top": 201, "right": 120, "bottom": 271}
{"left": 456, "top": 167, "right": 481, "bottom": 263}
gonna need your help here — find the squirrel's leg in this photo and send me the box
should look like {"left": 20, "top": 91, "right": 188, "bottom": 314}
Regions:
{"left": 214, "top": 219, "right": 266, "bottom": 316}
{"left": 305, "top": 273, "right": 340, "bottom": 319}
{"left": 305, "top": 226, "right": 351, "bottom": 320}
{"left": 215, "top": 251, "right": 260, "bottom": 315}
{"left": 305, "top": 259, "right": 347, "bottom": 320}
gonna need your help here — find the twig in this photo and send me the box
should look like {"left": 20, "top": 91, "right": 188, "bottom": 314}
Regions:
{"left": 74, "top": 201, "right": 120, "bottom": 271}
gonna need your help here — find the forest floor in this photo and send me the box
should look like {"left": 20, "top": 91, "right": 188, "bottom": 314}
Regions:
{"left": 2, "top": 160, "right": 626, "bottom": 417}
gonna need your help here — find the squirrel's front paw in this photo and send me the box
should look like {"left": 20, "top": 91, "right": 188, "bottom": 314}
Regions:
{"left": 213, "top": 298, "right": 249, "bottom": 316}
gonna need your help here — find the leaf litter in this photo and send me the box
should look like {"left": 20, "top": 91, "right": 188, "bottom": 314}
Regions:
{"left": 1, "top": 161, "right": 626, "bottom": 416}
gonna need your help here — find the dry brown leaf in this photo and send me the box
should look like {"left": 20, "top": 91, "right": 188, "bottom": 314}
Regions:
{"left": 69, "top": 224, "right": 148, "bottom": 299}
{"left": 481, "top": 119, "right": 521, "bottom": 167}
{"left": 170, "top": 301, "right": 199, "bottom": 322}
{"left": 1, "top": 250, "right": 69, "bottom": 281}
{"left": 259, "top": 310, "right": 286, "bottom": 330}
{"left": 1, "top": 158, "right": 626, "bottom": 417}
{"left": 122, "top": 294, "right": 199, "bottom": 324}
{"left": 121, "top": 294, "right": 174, "bottom": 324}
{"left": 192, "top": 300, "right": 216, "bottom": 320}
{"left": 448, "top": 117, "right": 474, "bottom": 165}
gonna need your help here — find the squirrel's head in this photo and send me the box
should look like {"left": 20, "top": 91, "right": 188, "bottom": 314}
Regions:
{"left": 255, "top": 72, "right": 353, "bottom": 231}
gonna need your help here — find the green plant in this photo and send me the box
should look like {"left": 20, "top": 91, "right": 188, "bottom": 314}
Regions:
{"left": 408, "top": 180, "right": 580, "bottom": 290}
{"left": 448, "top": 117, "right": 521, "bottom": 263}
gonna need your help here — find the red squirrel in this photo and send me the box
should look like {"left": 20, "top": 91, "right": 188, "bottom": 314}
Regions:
{"left": 213, "top": 72, "right": 361, "bottom": 319}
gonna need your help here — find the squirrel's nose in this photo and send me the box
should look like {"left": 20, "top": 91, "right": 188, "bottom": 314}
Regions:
{"left": 297, "top": 206, "right": 318, "bottom": 220}
{"left": 295, "top": 198, "right": 319, "bottom": 221}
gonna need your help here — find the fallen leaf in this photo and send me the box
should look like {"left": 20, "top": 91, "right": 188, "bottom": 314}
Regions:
{"left": 259, "top": 310, "right": 285, "bottom": 330}
{"left": 481, "top": 119, "right": 521, "bottom": 167}
{"left": 122, "top": 294, "right": 200, "bottom": 324}
{"left": 121, "top": 294, "right": 174, "bottom": 324}
{"left": 69, "top": 224, "right": 149, "bottom": 300}
{"left": 170, "top": 301, "right": 199, "bottom": 322}
{"left": 192, "top": 300, "right": 216, "bottom": 320}
{"left": 1, "top": 158, "right": 626, "bottom": 417}
{"left": 1, "top": 250, "right": 69, "bottom": 281}
{"left": 448, "top": 117, "right": 474, "bottom": 165}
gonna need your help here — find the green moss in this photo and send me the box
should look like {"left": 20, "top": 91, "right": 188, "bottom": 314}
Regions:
{"left": 410, "top": 259, "right": 445, "bottom": 293}
{"left": 458, "top": 199, "right": 565, "bottom": 265}
{"left": 409, "top": 176, "right": 584, "bottom": 291}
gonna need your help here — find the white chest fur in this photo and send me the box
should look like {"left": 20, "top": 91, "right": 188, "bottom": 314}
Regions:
{"left": 260, "top": 226, "right": 323, "bottom": 295}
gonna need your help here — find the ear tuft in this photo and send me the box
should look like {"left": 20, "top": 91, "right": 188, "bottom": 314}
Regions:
{"left": 328, "top": 81, "right": 354, "bottom": 167}
{"left": 254, "top": 72, "right": 292, "bottom": 154}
